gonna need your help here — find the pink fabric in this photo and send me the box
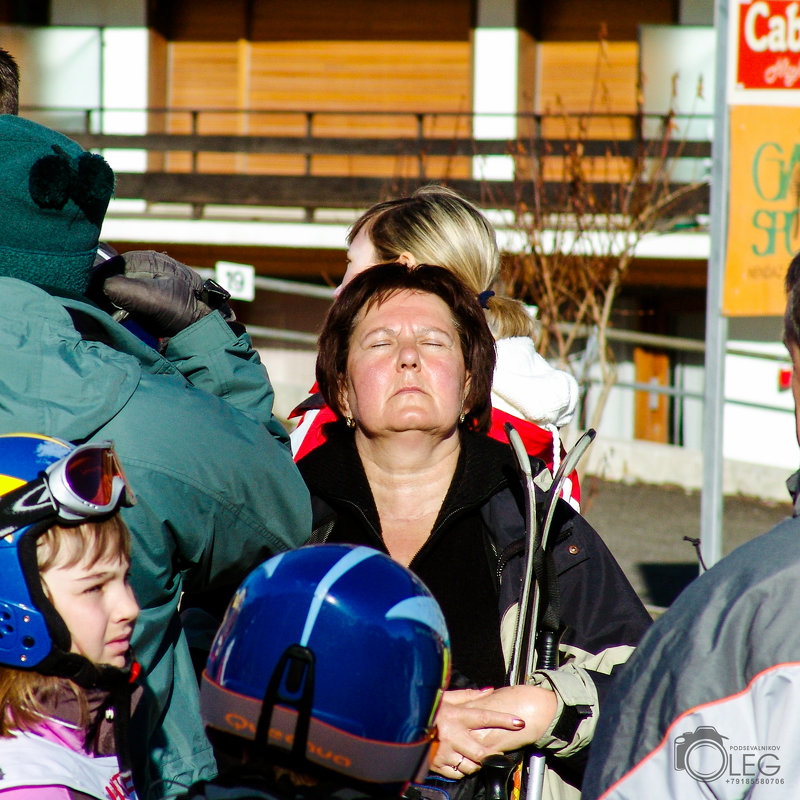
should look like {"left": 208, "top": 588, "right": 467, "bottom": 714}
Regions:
{"left": 0, "top": 729, "right": 129, "bottom": 799}
{"left": 31, "top": 717, "right": 86, "bottom": 752}
{"left": 0, "top": 788, "right": 71, "bottom": 799}
{"left": 0, "top": 684, "right": 131, "bottom": 800}
{"left": 0, "top": 717, "right": 91, "bottom": 799}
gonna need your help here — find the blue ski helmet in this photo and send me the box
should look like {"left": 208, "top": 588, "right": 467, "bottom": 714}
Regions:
{"left": 200, "top": 544, "right": 450, "bottom": 792}
{"left": 0, "top": 433, "right": 133, "bottom": 683}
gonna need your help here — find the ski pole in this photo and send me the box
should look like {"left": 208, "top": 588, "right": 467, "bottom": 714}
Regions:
{"left": 504, "top": 425, "right": 596, "bottom": 800}
{"left": 523, "top": 428, "right": 595, "bottom": 684}
{"left": 505, "top": 425, "right": 596, "bottom": 685}
{"left": 526, "top": 429, "right": 595, "bottom": 800}
{"left": 505, "top": 423, "right": 538, "bottom": 688}
{"left": 481, "top": 754, "right": 518, "bottom": 800}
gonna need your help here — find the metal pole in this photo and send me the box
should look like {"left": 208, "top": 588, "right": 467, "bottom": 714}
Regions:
{"left": 700, "top": 0, "right": 731, "bottom": 568}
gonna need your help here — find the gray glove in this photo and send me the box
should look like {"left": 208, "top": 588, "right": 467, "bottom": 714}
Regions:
{"left": 102, "top": 250, "right": 235, "bottom": 338}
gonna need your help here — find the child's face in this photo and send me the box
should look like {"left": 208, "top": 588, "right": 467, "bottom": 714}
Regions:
{"left": 41, "top": 550, "right": 139, "bottom": 668}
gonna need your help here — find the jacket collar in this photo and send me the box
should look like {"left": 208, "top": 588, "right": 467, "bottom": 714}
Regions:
{"left": 298, "top": 428, "right": 520, "bottom": 533}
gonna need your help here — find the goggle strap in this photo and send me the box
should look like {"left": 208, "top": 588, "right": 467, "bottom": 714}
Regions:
{"left": 0, "top": 476, "right": 59, "bottom": 538}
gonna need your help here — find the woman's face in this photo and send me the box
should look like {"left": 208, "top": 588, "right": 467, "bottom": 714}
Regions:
{"left": 341, "top": 290, "right": 470, "bottom": 439}
{"left": 335, "top": 227, "right": 380, "bottom": 299}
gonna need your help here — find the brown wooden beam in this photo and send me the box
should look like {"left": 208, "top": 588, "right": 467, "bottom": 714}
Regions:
{"left": 112, "top": 172, "right": 710, "bottom": 214}
{"left": 72, "top": 132, "right": 711, "bottom": 160}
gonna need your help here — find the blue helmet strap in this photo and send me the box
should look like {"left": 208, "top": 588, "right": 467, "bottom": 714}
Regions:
{"left": 16, "top": 520, "right": 72, "bottom": 656}
{"left": 256, "top": 644, "right": 316, "bottom": 761}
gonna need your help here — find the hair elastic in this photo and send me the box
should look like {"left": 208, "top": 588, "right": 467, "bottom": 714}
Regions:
{"left": 478, "top": 289, "right": 495, "bottom": 308}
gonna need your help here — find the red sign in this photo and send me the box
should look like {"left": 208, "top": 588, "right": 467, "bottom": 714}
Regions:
{"left": 738, "top": 1, "right": 800, "bottom": 89}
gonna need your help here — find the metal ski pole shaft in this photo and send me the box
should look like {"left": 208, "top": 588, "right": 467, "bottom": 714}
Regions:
{"left": 525, "top": 428, "right": 596, "bottom": 800}
{"left": 523, "top": 428, "right": 596, "bottom": 682}
{"left": 504, "top": 425, "right": 596, "bottom": 800}
{"left": 504, "top": 423, "right": 538, "bottom": 687}
{"left": 505, "top": 425, "right": 596, "bottom": 685}
{"left": 524, "top": 617, "right": 564, "bottom": 800}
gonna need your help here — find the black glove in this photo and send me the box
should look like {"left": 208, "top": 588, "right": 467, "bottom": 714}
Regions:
{"left": 101, "top": 250, "right": 236, "bottom": 338}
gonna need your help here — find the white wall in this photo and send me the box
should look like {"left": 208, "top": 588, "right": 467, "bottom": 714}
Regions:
{"left": 675, "top": 360, "right": 706, "bottom": 450}
{"left": 3, "top": 25, "right": 101, "bottom": 130}
{"left": 723, "top": 347, "right": 797, "bottom": 469}
{"left": 583, "top": 359, "right": 637, "bottom": 442}
{"left": 576, "top": 318, "right": 798, "bottom": 472}
{"left": 257, "top": 348, "right": 319, "bottom": 425}
{"left": 472, "top": 0, "right": 518, "bottom": 180}
{"left": 639, "top": 25, "right": 716, "bottom": 182}
{"left": 100, "top": 28, "right": 149, "bottom": 172}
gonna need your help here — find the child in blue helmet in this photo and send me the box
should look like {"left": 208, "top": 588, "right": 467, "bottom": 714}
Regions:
{"left": 0, "top": 434, "right": 140, "bottom": 800}
{"left": 179, "top": 544, "right": 450, "bottom": 800}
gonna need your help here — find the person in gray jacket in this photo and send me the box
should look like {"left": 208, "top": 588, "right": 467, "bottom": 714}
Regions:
{"left": 581, "top": 255, "right": 800, "bottom": 799}
{"left": 0, "top": 115, "right": 311, "bottom": 799}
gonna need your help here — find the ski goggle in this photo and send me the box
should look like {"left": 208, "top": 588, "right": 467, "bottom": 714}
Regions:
{"left": 0, "top": 441, "right": 135, "bottom": 537}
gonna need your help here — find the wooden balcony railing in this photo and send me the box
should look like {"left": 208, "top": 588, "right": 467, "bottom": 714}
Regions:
{"left": 29, "top": 107, "right": 712, "bottom": 216}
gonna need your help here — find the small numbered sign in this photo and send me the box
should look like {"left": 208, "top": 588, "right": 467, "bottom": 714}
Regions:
{"left": 215, "top": 261, "right": 256, "bottom": 302}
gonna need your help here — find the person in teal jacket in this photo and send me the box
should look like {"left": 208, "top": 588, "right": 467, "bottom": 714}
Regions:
{"left": 0, "top": 115, "right": 311, "bottom": 799}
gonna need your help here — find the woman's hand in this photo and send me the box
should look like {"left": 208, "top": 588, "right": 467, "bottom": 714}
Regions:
{"left": 431, "top": 686, "right": 559, "bottom": 780}
{"left": 466, "top": 685, "right": 558, "bottom": 752}
{"left": 431, "top": 688, "right": 526, "bottom": 779}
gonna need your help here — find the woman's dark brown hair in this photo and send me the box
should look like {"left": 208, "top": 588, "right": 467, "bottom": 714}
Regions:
{"left": 316, "top": 262, "right": 496, "bottom": 433}
{"left": 785, "top": 251, "right": 800, "bottom": 349}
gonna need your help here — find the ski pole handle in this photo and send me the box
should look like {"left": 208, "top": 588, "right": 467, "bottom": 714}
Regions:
{"left": 536, "top": 629, "right": 560, "bottom": 672}
{"left": 481, "top": 754, "right": 517, "bottom": 800}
